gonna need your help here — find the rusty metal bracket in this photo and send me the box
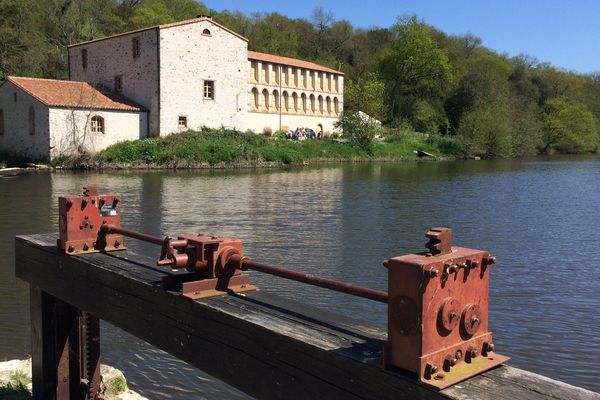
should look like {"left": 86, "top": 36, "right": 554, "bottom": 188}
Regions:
{"left": 58, "top": 188, "right": 125, "bottom": 255}
{"left": 384, "top": 227, "right": 509, "bottom": 390}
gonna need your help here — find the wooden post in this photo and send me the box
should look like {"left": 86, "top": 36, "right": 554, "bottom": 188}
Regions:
{"left": 30, "top": 286, "right": 87, "bottom": 400}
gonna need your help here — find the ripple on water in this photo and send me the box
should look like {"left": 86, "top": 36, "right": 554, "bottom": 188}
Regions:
{"left": 1, "top": 156, "right": 599, "bottom": 397}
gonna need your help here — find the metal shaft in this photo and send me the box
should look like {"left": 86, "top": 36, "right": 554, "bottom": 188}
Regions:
{"left": 231, "top": 255, "right": 389, "bottom": 303}
{"left": 101, "top": 224, "right": 164, "bottom": 245}
{"left": 102, "top": 224, "right": 389, "bottom": 304}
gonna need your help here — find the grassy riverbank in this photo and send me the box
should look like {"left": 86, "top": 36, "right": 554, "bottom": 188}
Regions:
{"left": 48, "top": 127, "right": 462, "bottom": 169}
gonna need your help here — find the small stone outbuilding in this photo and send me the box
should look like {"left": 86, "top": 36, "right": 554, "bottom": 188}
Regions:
{"left": 0, "top": 76, "right": 147, "bottom": 161}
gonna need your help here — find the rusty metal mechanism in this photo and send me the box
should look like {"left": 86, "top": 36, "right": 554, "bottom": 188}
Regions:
{"left": 58, "top": 186, "right": 125, "bottom": 254}
{"left": 384, "top": 227, "right": 510, "bottom": 389}
{"left": 58, "top": 189, "right": 508, "bottom": 390}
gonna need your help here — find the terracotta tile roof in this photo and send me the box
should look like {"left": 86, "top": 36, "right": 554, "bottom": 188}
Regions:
{"left": 248, "top": 51, "right": 343, "bottom": 75}
{"left": 68, "top": 16, "right": 247, "bottom": 48}
{"left": 6, "top": 76, "right": 145, "bottom": 112}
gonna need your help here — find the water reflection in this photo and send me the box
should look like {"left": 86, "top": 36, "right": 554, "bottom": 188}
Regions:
{"left": 0, "top": 155, "right": 599, "bottom": 397}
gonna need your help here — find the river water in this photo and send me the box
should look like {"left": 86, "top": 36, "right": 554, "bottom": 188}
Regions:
{"left": 1, "top": 156, "right": 599, "bottom": 398}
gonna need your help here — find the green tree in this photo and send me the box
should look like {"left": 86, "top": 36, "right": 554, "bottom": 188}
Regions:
{"left": 343, "top": 73, "right": 387, "bottom": 121}
{"left": 247, "top": 12, "right": 301, "bottom": 57}
{"left": 130, "top": 0, "right": 175, "bottom": 28}
{"left": 445, "top": 53, "right": 512, "bottom": 135}
{"left": 456, "top": 98, "right": 512, "bottom": 157}
{"left": 379, "top": 15, "right": 454, "bottom": 121}
{"left": 541, "top": 97, "right": 598, "bottom": 153}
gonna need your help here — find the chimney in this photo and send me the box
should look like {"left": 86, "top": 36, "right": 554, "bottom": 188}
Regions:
{"left": 196, "top": 14, "right": 212, "bottom": 19}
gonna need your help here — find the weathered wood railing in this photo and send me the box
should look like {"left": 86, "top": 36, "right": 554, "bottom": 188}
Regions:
{"left": 15, "top": 233, "right": 600, "bottom": 400}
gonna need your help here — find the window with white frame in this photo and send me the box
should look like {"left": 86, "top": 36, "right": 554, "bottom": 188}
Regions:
{"left": 178, "top": 116, "right": 187, "bottom": 128}
{"left": 203, "top": 80, "right": 215, "bottom": 100}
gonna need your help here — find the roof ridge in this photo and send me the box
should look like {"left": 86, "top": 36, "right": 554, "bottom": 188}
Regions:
{"left": 69, "top": 16, "right": 247, "bottom": 48}
{"left": 8, "top": 76, "right": 81, "bottom": 84}
{"left": 6, "top": 76, "right": 145, "bottom": 112}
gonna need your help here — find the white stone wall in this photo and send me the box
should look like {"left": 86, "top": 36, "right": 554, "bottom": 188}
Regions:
{"left": 158, "top": 21, "right": 248, "bottom": 134}
{"left": 48, "top": 108, "right": 147, "bottom": 159}
{"left": 68, "top": 29, "right": 158, "bottom": 136}
{"left": 245, "top": 112, "right": 338, "bottom": 136}
{"left": 0, "top": 82, "right": 50, "bottom": 160}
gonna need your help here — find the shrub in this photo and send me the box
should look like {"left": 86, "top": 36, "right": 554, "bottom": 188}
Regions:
{"left": 334, "top": 112, "right": 379, "bottom": 154}
{"left": 262, "top": 127, "right": 273, "bottom": 137}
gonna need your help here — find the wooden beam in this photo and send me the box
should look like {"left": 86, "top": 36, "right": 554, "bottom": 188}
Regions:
{"left": 29, "top": 286, "right": 83, "bottom": 400}
{"left": 16, "top": 234, "right": 600, "bottom": 400}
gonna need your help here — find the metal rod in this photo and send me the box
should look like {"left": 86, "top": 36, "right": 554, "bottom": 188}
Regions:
{"left": 102, "top": 224, "right": 389, "bottom": 304}
{"left": 101, "top": 224, "right": 165, "bottom": 246}
{"left": 231, "top": 255, "right": 389, "bottom": 304}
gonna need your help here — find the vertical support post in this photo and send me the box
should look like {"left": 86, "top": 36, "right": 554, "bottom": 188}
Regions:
{"left": 30, "top": 286, "right": 100, "bottom": 400}
{"left": 30, "top": 286, "right": 59, "bottom": 399}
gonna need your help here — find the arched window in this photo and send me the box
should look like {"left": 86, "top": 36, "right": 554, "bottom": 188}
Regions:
{"left": 0, "top": 109, "right": 4, "bottom": 136}
{"left": 262, "top": 89, "right": 269, "bottom": 111}
{"left": 282, "top": 91, "right": 289, "bottom": 112}
{"left": 318, "top": 95, "right": 324, "bottom": 115}
{"left": 291, "top": 93, "right": 298, "bottom": 113}
{"left": 202, "top": 29, "right": 211, "bottom": 36}
{"left": 334, "top": 97, "right": 339, "bottom": 115}
{"left": 292, "top": 68, "right": 298, "bottom": 87}
{"left": 326, "top": 96, "right": 332, "bottom": 115}
{"left": 272, "top": 90, "right": 280, "bottom": 111}
{"left": 309, "top": 94, "right": 316, "bottom": 114}
{"left": 251, "top": 87, "right": 259, "bottom": 111}
{"left": 334, "top": 76, "right": 339, "bottom": 93}
{"left": 91, "top": 116, "right": 104, "bottom": 134}
{"left": 28, "top": 106, "right": 35, "bottom": 135}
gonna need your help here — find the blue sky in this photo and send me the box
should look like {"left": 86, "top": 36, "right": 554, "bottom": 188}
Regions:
{"left": 204, "top": 0, "right": 600, "bottom": 74}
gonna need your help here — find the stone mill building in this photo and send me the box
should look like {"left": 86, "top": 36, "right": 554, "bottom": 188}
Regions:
{"left": 0, "top": 15, "right": 344, "bottom": 160}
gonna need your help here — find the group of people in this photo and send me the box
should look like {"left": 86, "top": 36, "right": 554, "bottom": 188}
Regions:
{"left": 285, "top": 127, "right": 319, "bottom": 140}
